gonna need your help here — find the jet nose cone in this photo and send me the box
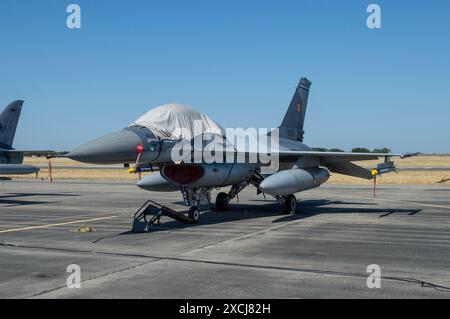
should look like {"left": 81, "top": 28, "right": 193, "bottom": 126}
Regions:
{"left": 68, "top": 129, "right": 144, "bottom": 164}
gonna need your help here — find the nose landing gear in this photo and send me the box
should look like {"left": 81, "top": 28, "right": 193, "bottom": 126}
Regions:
{"left": 188, "top": 206, "right": 200, "bottom": 223}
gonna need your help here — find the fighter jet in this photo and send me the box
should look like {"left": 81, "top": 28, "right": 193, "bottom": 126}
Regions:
{"left": 0, "top": 100, "right": 39, "bottom": 175}
{"left": 67, "top": 78, "right": 413, "bottom": 222}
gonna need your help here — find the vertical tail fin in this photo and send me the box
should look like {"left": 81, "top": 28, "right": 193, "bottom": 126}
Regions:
{"left": 0, "top": 100, "right": 24, "bottom": 149}
{"left": 279, "top": 78, "right": 311, "bottom": 142}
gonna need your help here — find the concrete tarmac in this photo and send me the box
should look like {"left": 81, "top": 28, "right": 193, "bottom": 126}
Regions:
{"left": 0, "top": 179, "right": 449, "bottom": 298}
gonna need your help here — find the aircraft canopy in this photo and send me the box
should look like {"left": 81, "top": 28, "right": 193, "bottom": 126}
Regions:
{"left": 130, "top": 103, "right": 224, "bottom": 140}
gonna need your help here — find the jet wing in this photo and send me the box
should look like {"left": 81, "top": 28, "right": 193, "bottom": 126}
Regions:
{"left": 4, "top": 150, "right": 55, "bottom": 154}
{"left": 0, "top": 164, "right": 39, "bottom": 175}
{"left": 275, "top": 151, "right": 412, "bottom": 163}
{"left": 187, "top": 145, "right": 416, "bottom": 165}
{"left": 273, "top": 151, "right": 418, "bottom": 179}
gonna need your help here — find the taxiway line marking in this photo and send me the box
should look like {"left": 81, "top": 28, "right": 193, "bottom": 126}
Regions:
{"left": 0, "top": 216, "right": 118, "bottom": 234}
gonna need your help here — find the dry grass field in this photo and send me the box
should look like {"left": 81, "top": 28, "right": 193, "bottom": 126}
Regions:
{"left": 5, "top": 155, "right": 450, "bottom": 185}
{"left": 353, "top": 156, "right": 450, "bottom": 168}
{"left": 20, "top": 157, "right": 140, "bottom": 181}
{"left": 328, "top": 171, "right": 449, "bottom": 185}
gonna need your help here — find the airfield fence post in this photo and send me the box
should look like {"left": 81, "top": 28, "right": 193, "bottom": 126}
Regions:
{"left": 48, "top": 158, "right": 53, "bottom": 183}
{"left": 373, "top": 175, "right": 377, "bottom": 198}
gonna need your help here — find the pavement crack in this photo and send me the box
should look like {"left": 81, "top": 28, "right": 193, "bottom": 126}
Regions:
{"left": 28, "top": 259, "right": 156, "bottom": 298}
{"left": 3, "top": 241, "right": 450, "bottom": 294}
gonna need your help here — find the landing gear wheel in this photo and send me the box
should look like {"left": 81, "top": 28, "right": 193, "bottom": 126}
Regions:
{"left": 283, "top": 194, "right": 297, "bottom": 214}
{"left": 216, "top": 192, "right": 231, "bottom": 211}
{"left": 188, "top": 206, "right": 200, "bottom": 223}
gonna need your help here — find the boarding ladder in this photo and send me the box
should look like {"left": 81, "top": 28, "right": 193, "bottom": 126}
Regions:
{"left": 132, "top": 199, "right": 196, "bottom": 232}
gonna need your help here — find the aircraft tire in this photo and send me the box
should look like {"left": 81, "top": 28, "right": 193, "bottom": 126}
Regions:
{"left": 216, "top": 192, "right": 230, "bottom": 211}
{"left": 188, "top": 206, "right": 200, "bottom": 223}
{"left": 283, "top": 194, "right": 297, "bottom": 214}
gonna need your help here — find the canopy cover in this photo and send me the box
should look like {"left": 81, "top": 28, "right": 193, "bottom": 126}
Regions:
{"left": 130, "top": 103, "right": 224, "bottom": 140}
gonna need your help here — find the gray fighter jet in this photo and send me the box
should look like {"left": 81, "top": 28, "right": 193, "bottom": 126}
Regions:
{"left": 67, "top": 78, "right": 414, "bottom": 222}
{"left": 0, "top": 101, "right": 39, "bottom": 176}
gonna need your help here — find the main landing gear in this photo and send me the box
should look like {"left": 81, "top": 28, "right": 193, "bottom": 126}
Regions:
{"left": 284, "top": 194, "right": 297, "bottom": 214}
{"left": 215, "top": 181, "right": 249, "bottom": 211}
{"left": 277, "top": 194, "right": 297, "bottom": 214}
{"left": 216, "top": 192, "right": 231, "bottom": 210}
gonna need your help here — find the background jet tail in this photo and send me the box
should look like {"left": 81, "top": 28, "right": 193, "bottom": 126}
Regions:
{"left": 279, "top": 77, "right": 312, "bottom": 142}
{"left": 0, "top": 100, "right": 24, "bottom": 149}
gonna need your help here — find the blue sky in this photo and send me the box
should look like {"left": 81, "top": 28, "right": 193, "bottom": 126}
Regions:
{"left": 0, "top": 0, "right": 449, "bottom": 153}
